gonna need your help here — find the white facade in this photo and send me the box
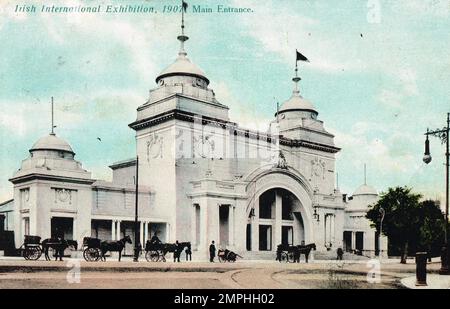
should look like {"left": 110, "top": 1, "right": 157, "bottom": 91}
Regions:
{"left": 0, "top": 25, "right": 387, "bottom": 260}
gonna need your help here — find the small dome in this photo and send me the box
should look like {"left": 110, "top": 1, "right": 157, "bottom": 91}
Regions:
{"left": 277, "top": 91, "right": 317, "bottom": 115}
{"left": 353, "top": 184, "right": 378, "bottom": 196}
{"left": 30, "top": 134, "right": 74, "bottom": 154}
{"left": 156, "top": 54, "right": 209, "bottom": 85}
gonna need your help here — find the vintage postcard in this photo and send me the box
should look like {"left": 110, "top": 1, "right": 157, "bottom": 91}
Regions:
{"left": 0, "top": 0, "right": 449, "bottom": 296}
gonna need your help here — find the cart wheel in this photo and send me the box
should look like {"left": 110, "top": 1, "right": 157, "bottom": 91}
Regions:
{"left": 83, "top": 248, "right": 99, "bottom": 262}
{"left": 146, "top": 250, "right": 160, "bottom": 262}
{"left": 281, "top": 252, "right": 289, "bottom": 263}
{"left": 288, "top": 252, "right": 296, "bottom": 263}
{"left": 25, "top": 246, "right": 42, "bottom": 261}
{"left": 227, "top": 252, "right": 236, "bottom": 263}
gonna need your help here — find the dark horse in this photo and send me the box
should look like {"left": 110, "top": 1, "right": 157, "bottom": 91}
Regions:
{"left": 151, "top": 242, "right": 191, "bottom": 262}
{"left": 41, "top": 238, "right": 78, "bottom": 261}
{"left": 100, "top": 235, "right": 132, "bottom": 262}
{"left": 297, "top": 243, "right": 316, "bottom": 263}
{"left": 276, "top": 243, "right": 316, "bottom": 263}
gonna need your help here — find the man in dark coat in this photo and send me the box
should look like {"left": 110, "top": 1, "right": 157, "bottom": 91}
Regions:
{"left": 150, "top": 232, "right": 162, "bottom": 245}
{"left": 337, "top": 247, "right": 344, "bottom": 260}
{"left": 174, "top": 240, "right": 181, "bottom": 263}
{"left": 209, "top": 241, "right": 216, "bottom": 262}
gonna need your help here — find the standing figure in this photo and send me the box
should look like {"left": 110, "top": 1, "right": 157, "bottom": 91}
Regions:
{"left": 150, "top": 232, "right": 162, "bottom": 245}
{"left": 209, "top": 241, "right": 216, "bottom": 262}
{"left": 337, "top": 247, "right": 344, "bottom": 260}
{"left": 185, "top": 244, "right": 192, "bottom": 261}
{"left": 173, "top": 240, "right": 181, "bottom": 262}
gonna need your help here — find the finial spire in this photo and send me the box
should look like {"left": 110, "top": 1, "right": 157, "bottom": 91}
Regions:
{"left": 364, "top": 163, "right": 367, "bottom": 185}
{"left": 50, "top": 97, "right": 55, "bottom": 135}
{"left": 178, "top": 1, "right": 189, "bottom": 56}
{"left": 293, "top": 49, "right": 309, "bottom": 95}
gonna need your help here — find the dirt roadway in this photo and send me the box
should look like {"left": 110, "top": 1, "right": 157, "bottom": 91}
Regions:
{"left": 0, "top": 260, "right": 437, "bottom": 289}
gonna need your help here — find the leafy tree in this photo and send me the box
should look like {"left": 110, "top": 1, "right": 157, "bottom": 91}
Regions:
{"left": 417, "top": 200, "right": 445, "bottom": 257}
{"left": 367, "top": 187, "right": 422, "bottom": 264}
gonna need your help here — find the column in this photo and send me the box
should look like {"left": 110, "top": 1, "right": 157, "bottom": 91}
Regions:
{"left": 228, "top": 205, "right": 234, "bottom": 247}
{"left": 191, "top": 205, "right": 197, "bottom": 248}
{"left": 274, "top": 190, "right": 282, "bottom": 249}
{"left": 144, "top": 222, "right": 148, "bottom": 244}
{"left": 199, "top": 203, "right": 208, "bottom": 255}
{"left": 116, "top": 220, "right": 121, "bottom": 240}
{"left": 251, "top": 199, "right": 259, "bottom": 252}
{"left": 111, "top": 220, "right": 116, "bottom": 241}
{"left": 351, "top": 231, "right": 356, "bottom": 251}
{"left": 330, "top": 215, "right": 335, "bottom": 247}
{"left": 140, "top": 221, "right": 144, "bottom": 246}
{"left": 73, "top": 218, "right": 77, "bottom": 243}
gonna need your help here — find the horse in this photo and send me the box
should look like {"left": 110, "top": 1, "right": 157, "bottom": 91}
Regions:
{"left": 297, "top": 243, "right": 316, "bottom": 263}
{"left": 100, "top": 235, "right": 132, "bottom": 262}
{"left": 41, "top": 238, "right": 78, "bottom": 261}
{"left": 161, "top": 242, "right": 191, "bottom": 262}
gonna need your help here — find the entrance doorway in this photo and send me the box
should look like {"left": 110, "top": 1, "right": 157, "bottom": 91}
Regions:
{"left": 51, "top": 217, "right": 73, "bottom": 240}
{"left": 282, "top": 226, "right": 293, "bottom": 246}
{"left": 259, "top": 225, "right": 272, "bottom": 251}
{"left": 343, "top": 231, "right": 352, "bottom": 252}
{"left": 356, "top": 232, "right": 364, "bottom": 253}
{"left": 219, "top": 205, "right": 229, "bottom": 247}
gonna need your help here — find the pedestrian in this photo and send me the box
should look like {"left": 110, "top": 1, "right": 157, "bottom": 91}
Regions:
{"left": 174, "top": 240, "right": 181, "bottom": 263}
{"left": 209, "top": 240, "right": 216, "bottom": 262}
{"left": 337, "top": 247, "right": 344, "bottom": 260}
{"left": 185, "top": 244, "right": 192, "bottom": 261}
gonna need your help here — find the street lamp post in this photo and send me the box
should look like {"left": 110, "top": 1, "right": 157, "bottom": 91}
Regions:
{"left": 379, "top": 207, "right": 385, "bottom": 261}
{"left": 133, "top": 156, "right": 140, "bottom": 262}
{"left": 423, "top": 112, "right": 449, "bottom": 275}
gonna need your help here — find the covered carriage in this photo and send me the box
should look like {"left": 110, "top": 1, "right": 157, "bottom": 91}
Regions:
{"left": 82, "top": 237, "right": 102, "bottom": 262}
{"left": 20, "top": 235, "right": 42, "bottom": 260}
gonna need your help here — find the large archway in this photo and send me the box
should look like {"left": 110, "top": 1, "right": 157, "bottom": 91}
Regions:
{"left": 244, "top": 168, "right": 314, "bottom": 252}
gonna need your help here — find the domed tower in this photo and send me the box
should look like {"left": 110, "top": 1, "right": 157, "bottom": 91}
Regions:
{"left": 131, "top": 11, "right": 229, "bottom": 126}
{"left": 9, "top": 100, "right": 93, "bottom": 247}
{"left": 274, "top": 62, "right": 335, "bottom": 147}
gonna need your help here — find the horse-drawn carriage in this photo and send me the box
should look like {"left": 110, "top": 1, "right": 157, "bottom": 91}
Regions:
{"left": 144, "top": 240, "right": 191, "bottom": 262}
{"left": 276, "top": 243, "right": 316, "bottom": 263}
{"left": 82, "top": 237, "right": 102, "bottom": 262}
{"left": 19, "top": 235, "right": 78, "bottom": 261}
{"left": 82, "top": 236, "right": 132, "bottom": 262}
{"left": 20, "top": 235, "right": 42, "bottom": 260}
{"left": 218, "top": 249, "right": 242, "bottom": 263}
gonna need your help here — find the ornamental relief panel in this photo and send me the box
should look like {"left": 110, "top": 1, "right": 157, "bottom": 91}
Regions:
{"left": 146, "top": 132, "right": 164, "bottom": 161}
{"left": 53, "top": 188, "right": 76, "bottom": 209}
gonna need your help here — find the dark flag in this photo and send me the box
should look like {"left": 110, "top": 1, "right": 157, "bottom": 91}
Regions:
{"left": 182, "top": 0, "right": 188, "bottom": 12}
{"left": 296, "top": 50, "right": 309, "bottom": 62}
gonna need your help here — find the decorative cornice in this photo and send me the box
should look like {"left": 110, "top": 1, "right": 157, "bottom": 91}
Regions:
{"left": 9, "top": 173, "right": 95, "bottom": 185}
{"left": 129, "top": 109, "right": 341, "bottom": 154}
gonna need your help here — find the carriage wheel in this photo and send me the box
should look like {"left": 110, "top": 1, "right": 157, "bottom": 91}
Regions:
{"left": 226, "top": 252, "right": 236, "bottom": 263}
{"left": 83, "top": 248, "right": 100, "bottom": 262}
{"left": 25, "top": 246, "right": 42, "bottom": 261}
{"left": 145, "top": 250, "right": 160, "bottom": 262}
{"left": 280, "top": 252, "right": 289, "bottom": 263}
{"left": 288, "top": 252, "right": 295, "bottom": 263}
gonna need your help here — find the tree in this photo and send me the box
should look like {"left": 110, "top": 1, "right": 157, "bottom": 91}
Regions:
{"left": 366, "top": 187, "right": 422, "bottom": 264}
{"left": 417, "top": 200, "right": 445, "bottom": 257}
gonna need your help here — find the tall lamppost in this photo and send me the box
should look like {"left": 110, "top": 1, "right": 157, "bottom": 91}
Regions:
{"left": 133, "top": 156, "right": 140, "bottom": 262}
{"left": 423, "top": 112, "right": 449, "bottom": 275}
{"left": 379, "top": 207, "right": 385, "bottom": 261}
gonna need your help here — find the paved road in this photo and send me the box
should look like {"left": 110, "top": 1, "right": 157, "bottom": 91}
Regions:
{"left": 0, "top": 259, "right": 439, "bottom": 289}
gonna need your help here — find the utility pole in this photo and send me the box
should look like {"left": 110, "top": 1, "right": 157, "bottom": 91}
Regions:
{"left": 133, "top": 156, "right": 140, "bottom": 262}
{"left": 423, "top": 112, "right": 449, "bottom": 275}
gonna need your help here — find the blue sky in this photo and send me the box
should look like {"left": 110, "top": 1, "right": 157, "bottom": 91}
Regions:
{"left": 0, "top": 0, "right": 449, "bottom": 205}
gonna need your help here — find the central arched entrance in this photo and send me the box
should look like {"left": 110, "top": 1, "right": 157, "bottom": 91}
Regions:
{"left": 244, "top": 168, "right": 315, "bottom": 252}
{"left": 250, "top": 188, "right": 306, "bottom": 251}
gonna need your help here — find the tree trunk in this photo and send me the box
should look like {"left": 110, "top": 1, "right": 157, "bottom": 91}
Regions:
{"left": 400, "top": 241, "right": 408, "bottom": 264}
